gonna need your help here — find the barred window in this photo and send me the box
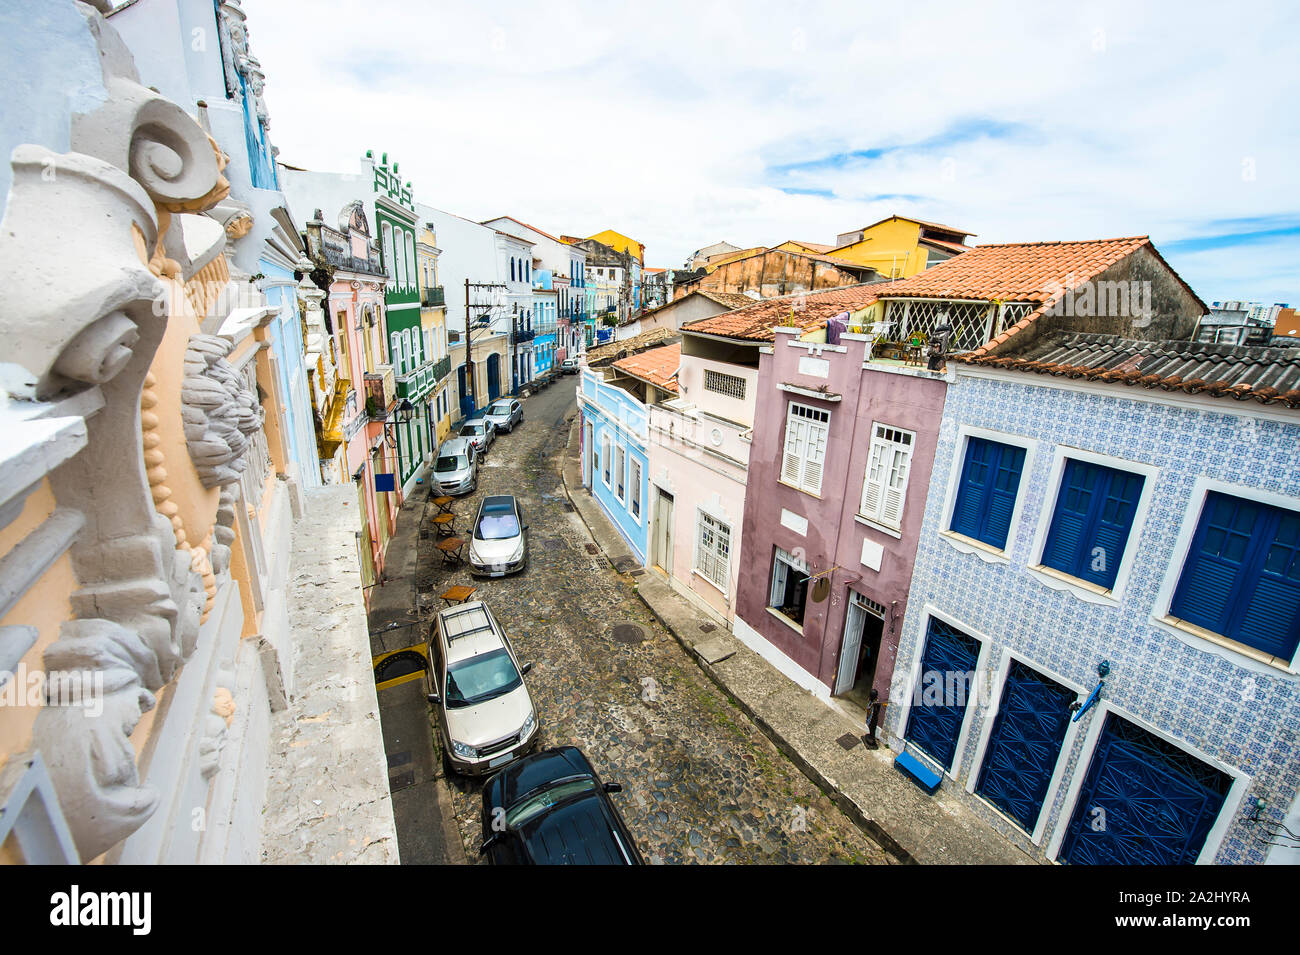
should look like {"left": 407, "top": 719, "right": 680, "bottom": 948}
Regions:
{"left": 695, "top": 511, "right": 732, "bottom": 590}
{"left": 704, "top": 369, "right": 746, "bottom": 400}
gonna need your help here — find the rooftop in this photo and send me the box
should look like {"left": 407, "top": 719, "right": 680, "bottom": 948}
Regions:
{"left": 611, "top": 343, "right": 681, "bottom": 394}
{"left": 585, "top": 327, "right": 679, "bottom": 364}
{"left": 682, "top": 283, "right": 887, "bottom": 341}
{"left": 961, "top": 331, "right": 1300, "bottom": 408}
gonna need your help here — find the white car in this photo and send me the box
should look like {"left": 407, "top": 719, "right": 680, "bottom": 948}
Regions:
{"left": 468, "top": 495, "right": 528, "bottom": 577}
{"left": 426, "top": 601, "right": 539, "bottom": 777}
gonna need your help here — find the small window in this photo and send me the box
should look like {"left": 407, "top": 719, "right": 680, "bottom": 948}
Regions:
{"left": 861, "top": 424, "right": 914, "bottom": 528}
{"left": 601, "top": 433, "right": 610, "bottom": 487}
{"left": 950, "top": 437, "right": 1026, "bottom": 549}
{"left": 1040, "top": 459, "right": 1145, "bottom": 590}
{"left": 695, "top": 511, "right": 731, "bottom": 589}
{"left": 1170, "top": 492, "right": 1300, "bottom": 662}
{"left": 615, "top": 445, "right": 626, "bottom": 502}
{"left": 704, "top": 369, "right": 746, "bottom": 400}
{"left": 768, "top": 547, "right": 809, "bottom": 627}
{"left": 781, "top": 403, "right": 831, "bottom": 495}
{"left": 630, "top": 458, "right": 642, "bottom": 520}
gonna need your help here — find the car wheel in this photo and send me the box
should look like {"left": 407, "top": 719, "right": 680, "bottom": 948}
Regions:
{"left": 441, "top": 747, "right": 456, "bottom": 778}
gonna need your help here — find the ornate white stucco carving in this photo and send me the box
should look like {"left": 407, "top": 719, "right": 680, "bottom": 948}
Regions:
{"left": 1, "top": 1, "right": 231, "bottom": 862}
{"left": 181, "top": 334, "right": 264, "bottom": 489}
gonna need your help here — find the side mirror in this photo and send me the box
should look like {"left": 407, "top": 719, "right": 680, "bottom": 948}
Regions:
{"left": 521, "top": 662, "right": 533, "bottom": 675}
{"left": 427, "top": 692, "right": 440, "bottom": 705}
{"left": 603, "top": 782, "right": 623, "bottom": 794}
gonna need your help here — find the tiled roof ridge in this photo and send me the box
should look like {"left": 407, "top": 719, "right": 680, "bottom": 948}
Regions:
{"left": 970, "top": 235, "right": 1150, "bottom": 250}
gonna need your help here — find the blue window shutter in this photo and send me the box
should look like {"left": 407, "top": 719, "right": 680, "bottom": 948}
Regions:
{"left": 951, "top": 439, "right": 993, "bottom": 539}
{"left": 1232, "top": 505, "right": 1300, "bottom": 658}
{"left": 1171, "top": 493, "right": 1252, "bottom": 635}
{"left": 985, "top": 443, "right": 1026, "bottom": 549}
{"left": 1042, "top": 460, "right": 1142, "bottom": 588}
{"left": 1085, "top": 469, "right": 1144, "bottom": 589}
{"left": 1041, "top": 460, "right": 1098, "bottom": 576}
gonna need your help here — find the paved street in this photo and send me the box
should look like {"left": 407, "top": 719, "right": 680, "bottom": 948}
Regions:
{"left": 419, "top": 377, "right": 893, "bottom": 865}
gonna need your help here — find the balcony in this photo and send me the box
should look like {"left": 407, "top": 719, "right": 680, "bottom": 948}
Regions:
{"left": 431, "top": 355, "right": 451, "bottom": 383}
{"left": 515, "top": 327, "right": 536, "bottom": 343}
{"left": 364, "top": 365, "right": 396, "bottom": 418}
{"left": 422, "top": 285, "right": 445, "bottom": 308}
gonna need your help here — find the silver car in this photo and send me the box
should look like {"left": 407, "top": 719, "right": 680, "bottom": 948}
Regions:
{"left": 459, "top": 417, "right": 495, "bottom": 455}
{"left": 426, "top": 601, "right": 539, "bottom": 777}
{"left": 432, "top": 437, "right": 478, "bottom": 496}
{"left": 468, "top": 495, "right": 528, "bottom": 577}
{"left": 483, "top": 398, "right": 523, "bottom": 434}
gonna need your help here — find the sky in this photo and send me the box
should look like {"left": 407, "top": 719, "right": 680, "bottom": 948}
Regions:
{"left": 245, "top": 0, "right": 1299, "bottom": 305}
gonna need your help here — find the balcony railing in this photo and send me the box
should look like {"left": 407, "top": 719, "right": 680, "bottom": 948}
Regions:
{"left": 422, "top": 285, "right": 445, "bottom": 308}
{"left": 364, "top": 365, "right": 395, "bottom": 417}
{"left": 515, "top": 327, "right": 536, "bottom": 343}
{"left": 431, "top": 355, "right": 451, "bottom": 382}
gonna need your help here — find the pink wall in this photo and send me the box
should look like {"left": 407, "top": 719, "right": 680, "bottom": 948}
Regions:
{"left": 735, "top": 331, "right": 947, "bottom": 702}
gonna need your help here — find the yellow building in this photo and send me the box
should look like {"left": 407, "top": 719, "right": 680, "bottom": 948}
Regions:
{"left": 416, "top": 225, "right": 453, "bottom": 445}
{"left": 585, "top": 228, "right": 645, "bottom": 264}
{"left": 823, "top": 215, "right": 973, "bottom": 279}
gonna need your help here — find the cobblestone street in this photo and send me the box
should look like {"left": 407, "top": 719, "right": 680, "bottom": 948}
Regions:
{"left": 418, "top": 379, "right": 893, "bottom": 865}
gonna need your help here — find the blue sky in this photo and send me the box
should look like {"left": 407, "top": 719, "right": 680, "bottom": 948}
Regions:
{"left": 247, "top": 0, "right": 1298, "bottom": 304}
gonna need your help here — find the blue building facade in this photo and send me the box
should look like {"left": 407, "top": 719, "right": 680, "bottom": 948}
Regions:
{"left": 887, "top": 356, "right": 1300, "bottom": 865}
{"left": 578, "top": 368, "right": 650, "bottom": 563}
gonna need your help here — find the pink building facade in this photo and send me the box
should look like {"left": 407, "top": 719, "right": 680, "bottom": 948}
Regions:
{"left": 733, "top": 329, "right": 947, "bottom": 713}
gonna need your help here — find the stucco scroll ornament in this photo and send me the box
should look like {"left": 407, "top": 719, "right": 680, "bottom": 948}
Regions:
{"left": 182, "top": 334, "right": 265, "bottom": 489}
{"left": 14, "top": 3, "right": 230, "bottom": 861}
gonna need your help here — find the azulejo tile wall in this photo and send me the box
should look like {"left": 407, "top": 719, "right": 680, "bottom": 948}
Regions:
{"left": 888, "top": 371, "right": 1300, "bottom": 864}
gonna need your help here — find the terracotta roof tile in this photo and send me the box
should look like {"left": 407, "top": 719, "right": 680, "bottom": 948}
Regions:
{"left": 682, "top": 283, "right": 887, "bottom": 341}
{"left": 612, "top": 343, "right": 681, "bottom": 394}
{"left": 585, "top": 327, "right": 678, "bottom": 364}
{"left": 960, "top": 332, "right": 1300, "bottom": 408}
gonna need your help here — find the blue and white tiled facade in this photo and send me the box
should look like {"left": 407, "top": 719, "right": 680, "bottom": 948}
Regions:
{"left": 578, "top": 368, "right": 650, "bottom": 564}
{"left": 887, "top": 366, "right": 1300, "bottom": 864}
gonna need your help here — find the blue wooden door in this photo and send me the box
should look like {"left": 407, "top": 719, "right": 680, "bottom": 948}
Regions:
{"left": 458, "top": 365, "right": 474, "bottom": 418}
{"left": 904, "top": 617, "right": 980, "bottom": 771}
{"left": 487, "top": 354, "right": 501, "bottom": 400}
{"left": 1060, "top": 714, "right": 1231, "bottom": 865}
{"left": 974, "top": 659, "right": 1075, "bottom": 832}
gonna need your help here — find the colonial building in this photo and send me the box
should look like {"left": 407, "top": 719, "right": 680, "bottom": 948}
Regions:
{"left": 673, "top": 246, "right": 879, "bottom": 302}
{"left": 0, "top": 0, "right": 393, "bottom": 864}
{"left": 888, "top": 331, "right": 1300, "bottom": 865}
{"left": 826, "top": 215, "right": 974, "bottom": 278}
{"left": 416, "top": 224, "right": 453, "bottom": 446}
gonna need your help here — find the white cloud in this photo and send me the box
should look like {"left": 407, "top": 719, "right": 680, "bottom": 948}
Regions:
{"left": 244, "top": 0, "right": 1299, "bottom": 302}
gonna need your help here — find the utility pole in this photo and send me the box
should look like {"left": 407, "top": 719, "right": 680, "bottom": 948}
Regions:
{"left": 464, "top": 278, "right": 505, "bottom": 414}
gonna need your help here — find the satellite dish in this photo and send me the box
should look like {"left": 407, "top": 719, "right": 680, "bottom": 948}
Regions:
{"left": 812, "top": 576, "right": 830, "bottom": 603}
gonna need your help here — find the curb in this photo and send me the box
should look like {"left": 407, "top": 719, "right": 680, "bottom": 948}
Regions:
{"left": 556, "top": 415, "right": 910, "bottom": 863}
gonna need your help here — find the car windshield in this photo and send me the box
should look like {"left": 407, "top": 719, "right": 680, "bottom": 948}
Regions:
{"left": 506, "top": 777, "right": 597, "bottom": 828}
{"left": 444, "top": 649, "right": 521, "bottom": 708}
{"left": 475, "top": 502, "right": 520, "bottom": 540}
{"left": 462, "top": 423, "right": 482, "bottom": 435}
{"left": 434, "top": 454, "right": 465, "bottom": 473}
{"left": 489, "top": 402, "right": 512, "bottom": 416}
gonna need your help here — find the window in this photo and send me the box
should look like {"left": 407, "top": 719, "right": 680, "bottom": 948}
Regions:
{"left": 382, "top": 223, "right": 395, "bottom": 289}
{"left": 781, "top": 403, "right": 830, "bottom": 495}
{"left": 950, "top": 436, "right": 1026, "bottom": 549}
{"left": 406, "top": 230, "right": 416, "bottom": 289}
{"left": 1040, "top": 459, "right": 1145, "bottom": 590}
{"left": 390, "top": 332, "right": 401, "bottom": 372}
{"left": 630, "top": 458, "right": 642, "bottom": 520}
{"left": 402, "top": 329, "right": 412, "bottom": 371}
{"left": 601, "top": 433, "right": 610, "bottom": 487}
{"left": 615, "top": 445, "right": 626, "bottom": 501}
{"left": 695, "top": 511, "right": 731, "bottom": 589}
{"left": 395, "top": 230, "right": 408, "bottom": 289}
{"left": 768, "top": 547, "right": 809, "bottom": 627}
{"left": 861, "top": 424, "right": 914, "bottom": 528}
{"left": 704, "top": 369, "right": 746, "bottom": 400}
{"left": 1170, "top": 492, "right": 1300, "bottom": 662}
{"left": 511, "top": 258, "right": 516, "bottom": 282}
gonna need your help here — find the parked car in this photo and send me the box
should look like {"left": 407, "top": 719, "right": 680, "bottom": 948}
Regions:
{"left": 431, "top": 437, "right": 478, "bottom": 496}
{"left": 480, "top": 746, "right": 644, "bottom": 865}
{"left": 468, "top": 495, "right": 528, "bottom": 577}
{"left": 459, "top": 417, "right": 495, "bottom": 455}
{"left": 483, "top": 398, "right": 523, "bottom": 434}
{"left": 560, "top": 356, "right": 580, "bottom": 375}
{"left": 426, "top": 601, "right": 539, "bottom": 777}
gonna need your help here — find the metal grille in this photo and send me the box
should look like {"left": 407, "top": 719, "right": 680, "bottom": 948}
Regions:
{"left": 477, "top": 732, "right": 521, "bottom": 757}
{"left": 997, "top": 302, "right": 1036, "bottom": 334}
{"left": 704, "top": 369, "right": 746, "bottom": 400}
{"left": 889, "top": 300, "right": 996, "bottom": 354}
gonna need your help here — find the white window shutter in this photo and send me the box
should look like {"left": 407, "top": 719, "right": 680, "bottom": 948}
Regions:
{"left": 881, "top": 444, "right": 911, "bottom": 527}
{"left": 782, "top": 415, "right": 805, "bottom": 485}
{"left": 862, "top": 439, "right": 886, "bottom": 517}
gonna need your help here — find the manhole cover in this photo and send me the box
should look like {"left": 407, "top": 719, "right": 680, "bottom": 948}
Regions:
{"left": 836, "top": 733, "right": 861, "bottom": 751}
{"left": 388, "top": 770, "right": 416, "bottom": 791}
{"left": 612, "top": 556, "right": 639, "bottom": 574}
{"left": 610, "top": 623, "right": 647, "bottom": 645}
{"left": 386, "top": 750, "right": 412, "bottom": 769}
{"left": 699, "top": 622, "right": 717, "bottom": 634}
{"left": 585, "top": 543, "right": 599, "bottom": 555}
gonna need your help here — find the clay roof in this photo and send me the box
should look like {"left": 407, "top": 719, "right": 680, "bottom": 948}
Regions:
{"left": 919, "top": 236, "right": 971, "bottom": 255}
{"left": 783, "top": 240, "right": 837, "bottom": 254}
{"left": 960, "top": 331, "right": 1300, "bottom": 408}
{"left": 858, "top": 215, "right": 974, "bottom": 238}
{"left": 696, "top": 290, "right": 758, "bottom": 310}
{"left": 483, "top": 215, "right": 564, "bottom": 245}
{"left": 682, "top": 283, "right": 887, "bottom": 342}
{"left": 585, "top": 327, "right": 679, "bottom": 364}
{"left": 612, "top": 343, "right": 681, "bottom": 394}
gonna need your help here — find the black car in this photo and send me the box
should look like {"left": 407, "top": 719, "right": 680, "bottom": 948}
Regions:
{"left": 480, "top": 746, "right": 644, "bottom": 865}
